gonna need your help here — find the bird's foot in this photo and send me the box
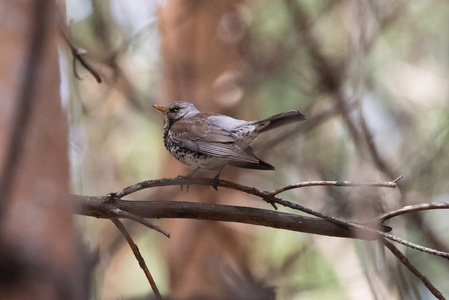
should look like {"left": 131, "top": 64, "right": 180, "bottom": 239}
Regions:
{"left": 211, "top": 174, "right": 220, "bottom": 191}
{"left": 210, "top": 166, "right": 224, "bottom": 191}
{"left": 177, "top": 174, "right": 192, "bottom": 192}
{"left": 177, "top": 168, "right": 199, "bottom": 192}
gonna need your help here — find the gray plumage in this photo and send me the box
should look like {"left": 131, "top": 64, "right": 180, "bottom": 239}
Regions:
{"left": 153, "top": 101, "right": 306, "bottom": 171}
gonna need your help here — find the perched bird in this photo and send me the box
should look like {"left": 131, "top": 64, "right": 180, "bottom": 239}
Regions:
{"left": 153, "top": 101, "right": 305, "bottom": 184}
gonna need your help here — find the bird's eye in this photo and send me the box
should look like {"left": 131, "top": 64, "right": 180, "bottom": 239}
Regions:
{"left": 171, "top": 106, "right": 180, "bottom": 112}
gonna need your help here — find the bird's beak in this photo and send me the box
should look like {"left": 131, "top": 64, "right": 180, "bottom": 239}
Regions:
{"left": 153, "top": 104, "right": 168, "bottom": 113}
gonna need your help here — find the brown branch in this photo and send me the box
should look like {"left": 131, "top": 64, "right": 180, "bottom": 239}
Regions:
{"left": 76, "top": 175, "right": 449, "bottom": 298}
{"left": 265, "top": 192, "right": 449, "bottom": 259}
{"left": 110, "top": 217, "right": 163, "bottom": 300}
{"left": 382, "top": 239, "right": 446, "bottom": 300}
{"left": 60, "top": 28, "right": 102, "bottom": 83}
{"left": 114, "top": 177, "right": 267, "bottom": 199}
{"left": 77, "top": 176, "right": 449, "bottom": 259}
{"left": 114, "top": 177, "right": 400, "bottom": 199}
{"left": 74, "top": 195, "right": 358, "bottom": 239}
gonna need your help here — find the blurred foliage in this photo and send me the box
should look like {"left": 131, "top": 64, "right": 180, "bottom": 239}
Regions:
{"left": 65, "top": 0, "right": 449, "bottom": 299}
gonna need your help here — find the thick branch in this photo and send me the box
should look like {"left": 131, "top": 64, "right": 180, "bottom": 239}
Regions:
{"left": 74, "top": 195, "right": 363, "bottom": 239}
{"left": 75, "top": 194, "right": 449, "bottom": 258}
{"left": 108, "top": 177, "right": 449, "bottom": 259}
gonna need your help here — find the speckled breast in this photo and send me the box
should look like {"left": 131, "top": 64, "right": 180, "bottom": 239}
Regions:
{"left": 163, "top": 131, "right": 226, "bottom": 170}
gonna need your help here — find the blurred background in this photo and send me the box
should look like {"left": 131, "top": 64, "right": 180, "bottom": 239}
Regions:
{"left": 63, "top": 0, "right": 449, "bottom": 299}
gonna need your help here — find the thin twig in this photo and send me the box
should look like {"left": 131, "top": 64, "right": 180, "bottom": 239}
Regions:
{"left": 110, "top": 218, "right": 163, "bottom": 300}
{"left": 279, "top": 0, "right": 449, "bottom": 260}
{"left": 377, "top": 202, "right": 449, "bottom": 223}
{"left": 393, "top": 175, "right": 403, "bottom": 183}
{"left": 358, "top": 97, "right": 449, "bottom": 257}
{"left": 114, "top": 177, "right": 400, "bottom": 199}
{"left": 112, "top": 177, "right": 449, "bottom": 259}
{"left": 107, "top": 206, "right": 170, "bottom": 238}
{"left": 60, "top": 27, "right": 102, "bottom": 83}
{"left": 265, "top": 193, "right": 449, "bottom": 259}
{"left": 382, "top": 239, "right": 446, "bottom": 300}
{"left": 269, "top": 178, "right": 400, "bottom": 196}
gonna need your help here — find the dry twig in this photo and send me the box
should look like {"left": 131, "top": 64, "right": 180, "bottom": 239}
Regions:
{"left": 60, "top": 28, "right": 102, "bottom": 83}
{"left": 106, "top": 200, "right": 170, "bottom": 238}
{"left": 76, "top": 176, "right": 449, "bottom": 299}
{"left": 269, "top": 177, "right": 401, "bottom": 196}
{"left": 110, "top": 217, "right": 163, "bottom": 300}
{"left": 108, "top": 176, "right": 449, "bottom": 259}
{"left": 382, "top": 239, "right": 446, "bottom": 300}
{"left": 376, "top": 202, "right": 449, "bottom": 223}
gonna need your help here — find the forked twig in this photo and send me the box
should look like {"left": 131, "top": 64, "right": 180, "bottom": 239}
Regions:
{"left": 107, "top": 205, "right": 170, "bottom": 238}
{"left": 111, "top": 176, "right": 449, "bottom": 259}
{"left": 76, "top": 174, "right": 449, "bottom": 299}
{"left": 110, "top": 217, "right": 163, "bottom": 300}
{"left": 60, "top": 27, "right": 102, "bottom": 83}
{"left": 114, "top": 177, "right": 401, "bottom": 199}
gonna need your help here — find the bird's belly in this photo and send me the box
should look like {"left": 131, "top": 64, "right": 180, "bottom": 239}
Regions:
{"left": 167, "top": 144, "right": 225, "bottom": 170}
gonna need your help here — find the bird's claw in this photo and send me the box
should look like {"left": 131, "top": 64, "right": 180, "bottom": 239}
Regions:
{"left": 210, "top": 166, "right": 224, "bottom": 191}
{"left": 177, "top": 174, "right": 192, "bottom": 192}
{"left": 211, "top": 174, "right": 221, "bottom": 191}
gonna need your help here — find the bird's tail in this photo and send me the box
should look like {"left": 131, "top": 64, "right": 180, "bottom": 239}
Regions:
{"left": 253, "top": 110, "right": 306, "bottom": 133}
{"left": 228, "top": 158, "right": 275, "bottom": 170}
{"left": 228, "top": 146, "right": 275, "bottom": 170}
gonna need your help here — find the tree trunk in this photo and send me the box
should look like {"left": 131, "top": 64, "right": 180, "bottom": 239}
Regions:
{"left": 158, "top": 1, "right": 267, "bottom": 298}
{"left": 0, "top": 1, "right": 85, "bottom": 299}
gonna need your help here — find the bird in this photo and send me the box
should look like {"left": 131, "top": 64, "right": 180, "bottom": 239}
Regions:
{"left": 153, "top": 101, "right": 306, "bottom": 188}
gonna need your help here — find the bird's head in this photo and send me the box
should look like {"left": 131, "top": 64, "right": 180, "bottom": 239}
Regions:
{"left": 153, "top": 101, "right": 199, "bottom": 123}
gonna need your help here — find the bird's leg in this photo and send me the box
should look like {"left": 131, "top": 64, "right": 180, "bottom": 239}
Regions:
{"left": 211, "top": 166, "right": 225, "bottom": 191}
{"left": 177, "top": 167, "right": 199, "bottom": 192}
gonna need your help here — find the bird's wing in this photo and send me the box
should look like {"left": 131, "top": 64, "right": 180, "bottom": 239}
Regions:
{"left": 194, "top": 141, "right": 259, "bottom": 163}
{"left": 170, "top": 114, "right": 259, "bottom": 163}
{"left": 170, "top": 113, "right": 235, "bottom": 142}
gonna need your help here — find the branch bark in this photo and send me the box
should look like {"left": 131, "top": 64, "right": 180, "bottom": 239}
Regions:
{"left": 74, "top": 195, "right": 358, "bottom": 239}
{"left": 75, "top": 176, "right": 449, "bottom": 299}
{"left": 87, "top": 176, "right": 449, "bottom": 260}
